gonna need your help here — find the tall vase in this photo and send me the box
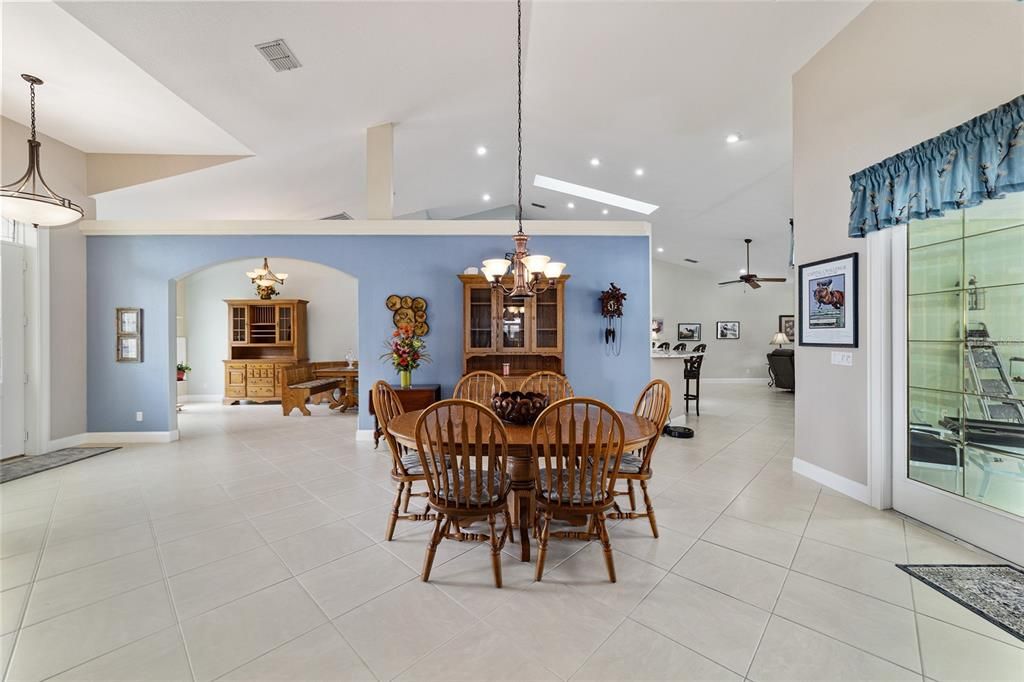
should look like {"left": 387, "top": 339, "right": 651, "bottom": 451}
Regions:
{"left": 399, "top": 370, "right": 412, "bottom": 389}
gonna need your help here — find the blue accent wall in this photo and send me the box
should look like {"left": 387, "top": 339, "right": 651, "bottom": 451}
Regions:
{"left": 87, "top": 234, "right": 650, "bottom": 432}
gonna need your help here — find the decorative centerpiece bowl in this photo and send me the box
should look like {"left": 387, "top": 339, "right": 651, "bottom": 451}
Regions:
{"left": 491, "top": 391, "right": 550, "bottom": 425}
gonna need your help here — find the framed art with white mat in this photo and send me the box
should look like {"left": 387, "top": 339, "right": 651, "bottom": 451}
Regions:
{"left": 798, "top": 253, "right": 858, "bottom": 347}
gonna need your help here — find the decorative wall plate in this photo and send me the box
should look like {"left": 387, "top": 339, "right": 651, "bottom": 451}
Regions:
{"left": 394, "top": 308, "right": 415, "bottom": 326}
{"left": 401, "top": 296, "right": 414, "bottom": 309}
{"left": 414, "top": 321, "right": 430, "bottom": 336}
{"left": 385, "top": 295, "right": 402, "bottom": 311}
{"left": 414, "top": 310, "right": 427, "bottom": 322}
{"left": 412, "top": 297, "right": 427, "bottom": 312}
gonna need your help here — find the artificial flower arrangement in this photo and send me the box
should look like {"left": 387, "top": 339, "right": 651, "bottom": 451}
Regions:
{"left": 380, "top": 324, "right": 430, "bottom": 387}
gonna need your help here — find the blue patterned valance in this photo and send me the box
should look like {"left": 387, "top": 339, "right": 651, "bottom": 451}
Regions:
{"left": 848, "top": 94, "right": 1024, "bottom": 238}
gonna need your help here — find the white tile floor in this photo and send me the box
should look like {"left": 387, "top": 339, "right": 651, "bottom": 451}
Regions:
{"left": 1, "top": 385, "right": 1021, "bottom": 681}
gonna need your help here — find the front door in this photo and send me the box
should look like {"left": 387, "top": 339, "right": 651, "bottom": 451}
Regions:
{"left": 1, "top": 241, "right": 26, "bottom": 459}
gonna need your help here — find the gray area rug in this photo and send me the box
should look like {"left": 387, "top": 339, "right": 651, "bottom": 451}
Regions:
{"left": 897, "top": 564, "right": 1024, "bottom": 642}
{"left": 0, "top": 447, "right": 120, "bottom": 484}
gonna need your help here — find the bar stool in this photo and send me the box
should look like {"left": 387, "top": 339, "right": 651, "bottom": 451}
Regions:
{"left": 684, "top": 344, "right": 706, "bottom": 415}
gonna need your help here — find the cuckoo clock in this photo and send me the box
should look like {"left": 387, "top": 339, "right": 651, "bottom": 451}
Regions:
{"left": 599, "top": 283, "right": 627, "bottom": 355}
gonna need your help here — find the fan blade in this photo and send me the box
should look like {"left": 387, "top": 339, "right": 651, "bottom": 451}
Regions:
{"left": 757, "top": 278, "right": 787, "bottom": 283}
{"left": 747, "top": 279, "right": 762, "bottom": 289}
{"left": 718, "top": 280, "right": 742, "bottom": 286}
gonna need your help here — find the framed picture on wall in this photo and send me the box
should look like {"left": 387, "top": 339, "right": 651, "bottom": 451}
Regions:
{"left": 116, "top": 307, "right": 143, "bottom": 362}
{"left": 798, "top": 253, "right": 858, "bottom": 347}
{"left": 677, "top": 323, "right": 701, "bottom": 341}
{"left": 716, "top": 321, "right": 740, "bottom": 340}
{"left": 778, "top": 314, "right": 795, "bottom": 342}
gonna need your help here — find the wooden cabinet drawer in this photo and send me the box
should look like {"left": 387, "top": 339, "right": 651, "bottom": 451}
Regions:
{"left": 248, "top": 377, "right": 274, "bottom": 387}
{"left": 225, "top": 386, "right": 245, "bottom": 397}
{"left": 248, "top": 386, "right": 275, "bottom": 398}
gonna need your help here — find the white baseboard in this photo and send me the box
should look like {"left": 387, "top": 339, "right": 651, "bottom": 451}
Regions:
{"left": 180, "top": 394, "right": 220, "bottom": 403}
{"left": 356, "top": 429, "right": 375, "bottom": 442}
{"left": 44, "top": 433, "right": 86, "bottom": 452}
{"left": 792, "top": 457, "right": 870, "bottom": 504}
{"left": 81, "top": 430, "right": 180, "bottom": 445}
{"left": 701, "top": 378, "right": 766, "bottom": 385}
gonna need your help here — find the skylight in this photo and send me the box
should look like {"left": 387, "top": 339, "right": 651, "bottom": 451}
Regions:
{"left": 533, "top": 175, "right": 659, "bottom": 215}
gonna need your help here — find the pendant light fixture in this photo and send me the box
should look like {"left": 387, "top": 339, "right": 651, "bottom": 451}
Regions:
{"left": 246, "top": 257, "right": 288, "bottom": 299}
{"left": 480, "top": 0, "right": 565, "bottom": 297}
{"left": 1, "top": 75, "right": 84, "bottom": 227}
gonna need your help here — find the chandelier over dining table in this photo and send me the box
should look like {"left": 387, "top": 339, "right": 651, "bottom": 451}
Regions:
{"left": 480, "top": 0, "right": 565, "bottom": 297}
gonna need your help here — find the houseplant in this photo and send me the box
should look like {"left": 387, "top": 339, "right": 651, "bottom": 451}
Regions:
{"left": 176, "top": 363, "right": 191, "bottom": 381}
{"left": 380, "top": 324, "right": 429, "bottom": 388}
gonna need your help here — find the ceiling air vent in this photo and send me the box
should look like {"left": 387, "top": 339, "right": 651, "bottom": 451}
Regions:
{"left": 322, "top": 212, "right": 353, "bottom": 220}
{"left": 530, "top": 202, "right": 546, "bottom": 209}
{"left": 684, "top": 258, "right": 699, "bottom": 264}
{"left": 255, "top": 39, "right": 302, "bottom": 72}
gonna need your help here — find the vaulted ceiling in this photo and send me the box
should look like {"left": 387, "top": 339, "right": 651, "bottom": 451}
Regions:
{"left": 1, "top": 1, "right": 867, "bottom": 278}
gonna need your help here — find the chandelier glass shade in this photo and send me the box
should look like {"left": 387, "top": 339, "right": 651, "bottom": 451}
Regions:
{"left": 481, "top": 0, "right": 564, "bottom": 297}
{"left": 0, "top": 75, "right": 84, "bottom": 227}
{"left": 246, "top": 257, "right": 288, "bottom": 287}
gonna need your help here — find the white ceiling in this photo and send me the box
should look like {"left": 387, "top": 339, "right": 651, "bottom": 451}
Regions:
{"left": 2, "top": 1, "right": 867, "bottom": 278}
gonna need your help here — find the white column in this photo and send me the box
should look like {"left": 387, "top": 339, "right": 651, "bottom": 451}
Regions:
{"left": 366, "top": 123, "right": 394, "bottom": 220}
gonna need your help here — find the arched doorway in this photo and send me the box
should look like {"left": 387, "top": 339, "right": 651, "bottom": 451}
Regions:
{"left": 172, "top": 257, "right": 358, "bottom": 437}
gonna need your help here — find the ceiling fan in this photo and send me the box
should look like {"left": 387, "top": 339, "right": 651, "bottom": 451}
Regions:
{"left": 718, "top": 238, "right": 787, "bottom": 290}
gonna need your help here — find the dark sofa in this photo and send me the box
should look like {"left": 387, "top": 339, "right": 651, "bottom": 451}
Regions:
{"left": 767, "top": 348, "right": 795, "bottom": 391}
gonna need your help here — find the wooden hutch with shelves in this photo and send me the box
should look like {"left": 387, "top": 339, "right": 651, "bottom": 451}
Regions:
{"left": 223, "top": 299, "right": 309, "bottom": 404}
{"left": 459, "top": 274, "right": 569, "bottom": 390}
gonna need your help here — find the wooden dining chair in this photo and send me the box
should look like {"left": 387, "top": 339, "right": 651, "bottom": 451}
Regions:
{"left": 372, "top": 381, "right": 435, "bottom": 541}
{"left": 531, "top": 398, "right": 625, "bottom": 582}
{"left": 607, "top": 380, "right": 671, "bottom": 537}
{"left": 452, "top": 370, "right": 507, "bottom": 405}
{"left": 521, "top": 371, "right": 574, "bottom": 401}
{"left": 415, "top": 399, "right": 513, "bottom": 588}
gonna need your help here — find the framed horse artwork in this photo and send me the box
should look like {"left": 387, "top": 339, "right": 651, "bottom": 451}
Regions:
{"left": 798, "top": 252, "right": 858, "bottom": 347}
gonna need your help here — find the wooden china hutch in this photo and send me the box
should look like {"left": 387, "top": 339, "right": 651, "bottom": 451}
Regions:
{"left": 223, "top": 299, "right": 309, "bottom": 404}
{"left": 459, "top": 274, "right": 569, "bottom": 390}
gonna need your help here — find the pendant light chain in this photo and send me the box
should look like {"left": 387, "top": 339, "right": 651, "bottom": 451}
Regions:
{"left": 29, "top": 80, "right": 37, "bottom": 142}
{"left": 516, "top": 0, "right": 523, "bottom": 234}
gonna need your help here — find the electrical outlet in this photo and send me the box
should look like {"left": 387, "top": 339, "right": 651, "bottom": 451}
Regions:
{"left": 135, "top": 411, "right": 144, "bottom": 422}
{"left": 831, "top": 351, "right": 853, "bottom": 366}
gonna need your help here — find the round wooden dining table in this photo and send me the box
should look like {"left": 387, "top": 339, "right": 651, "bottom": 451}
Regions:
{"left": 387, "top": 407, "right": 658, "bottom": 562}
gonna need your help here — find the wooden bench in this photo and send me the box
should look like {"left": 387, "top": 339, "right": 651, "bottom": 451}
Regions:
{"left": 281, "top": 365, "right": 344, "bottom": 416}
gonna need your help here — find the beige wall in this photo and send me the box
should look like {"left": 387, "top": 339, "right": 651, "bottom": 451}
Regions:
{"left": 651, "top": 259, "right": 794, "bottom": 381}
{"left": 2, "top": 116, "right": 94, "bottom": 441}
{"left": 792, "top": 2, "right": 1024, "bottom": 484}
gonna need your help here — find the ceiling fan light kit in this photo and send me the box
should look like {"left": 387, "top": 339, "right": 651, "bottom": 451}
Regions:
{"left": 718, "top": 238, "right": 787, "bottom": 289}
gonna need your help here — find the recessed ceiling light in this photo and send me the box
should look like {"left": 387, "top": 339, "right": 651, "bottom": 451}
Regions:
{"left": 476, "top": 146, "right": 488, "bottom": 156}
{"left": 534, "top": 175, "right": 659, "bottom": 215}
{"left": 590, "top": 157, "right": 600, "bottom": 167}
{"left": 567, "top": 202, "right": 575, "bottom": 209}
{"left": 601, "top": 208, "right": 609, "bottom": 215}
{"left": 725, "top": 133, "right": 741, "bottom": 144}
{"left": 482, "top": 193, "right": 491, "bottom": 202}
{"left": 656, "top": 247, "right": 664, "bottom": 253}
{"left": 634, "top": 168, "right": 644, "bottom": 176}
{"left": 739, "top": 268, "right": 746, "bottom": 274}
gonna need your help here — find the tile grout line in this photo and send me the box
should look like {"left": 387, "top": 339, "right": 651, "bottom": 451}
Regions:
{"left": 904, "top": 520, "right": 928, "bottom": 680}
{"left": 2, "top": 470, "right": 66, "bottom": 682}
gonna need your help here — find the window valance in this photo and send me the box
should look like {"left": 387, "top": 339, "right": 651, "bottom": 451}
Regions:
{"left": 848, "top": 94, "right": 1024, "bottom": 238}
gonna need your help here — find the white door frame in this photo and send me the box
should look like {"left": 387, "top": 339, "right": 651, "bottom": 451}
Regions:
{"left": 889, "top": 223, "right": 1023, "bottom": 565}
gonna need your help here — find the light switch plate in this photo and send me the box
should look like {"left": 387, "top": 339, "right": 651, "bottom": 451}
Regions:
{"left": 831, "top": 351, "right": 853, "bottom": 366}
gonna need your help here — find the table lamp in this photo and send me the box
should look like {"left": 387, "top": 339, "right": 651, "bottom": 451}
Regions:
{"left": 770, "top": 332, "right": 789, "bottom": 349}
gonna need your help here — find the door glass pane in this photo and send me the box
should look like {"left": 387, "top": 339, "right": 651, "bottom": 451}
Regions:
{"left": 469, "top": 288, "right": 492, "bottom": 349}
{"left": 909, "top": 213, "right": 962, "bottom": 248}
{"left": 909, "top": 239, "right": 962, "bottom": 295}
{"left": 964, "top": 225, "right": 1024, "bottom": 289}
{"left": 908, "top": 291, "right": 961, "bottom": 341}
{"left": 535, "top": 287, "right": 558, "bottom": 349}
{"left": 908, "top": 388, "right": 963, "bottom": 495}
{"left": 964, "top": 446, "right": 1024, "bottom": 516}
{"left": 501, "top": 297, "right": 527, "bottom": 348}
{"left": 909, "top": 342, "right": 961, "bottom": 393}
